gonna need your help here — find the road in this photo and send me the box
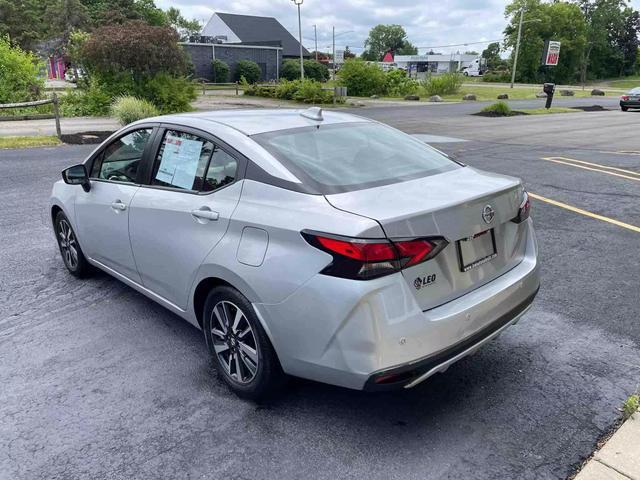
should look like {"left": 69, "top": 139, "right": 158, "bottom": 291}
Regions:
{"left": 1, "top": 106, "right": 639, "bottom": 480}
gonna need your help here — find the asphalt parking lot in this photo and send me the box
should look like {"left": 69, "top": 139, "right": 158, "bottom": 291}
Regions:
{"left": 1, "top": 102, "right": 639, "bottom": 479}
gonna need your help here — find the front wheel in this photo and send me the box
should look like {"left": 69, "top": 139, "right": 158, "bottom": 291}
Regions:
{"left": 54, "top": 211, "right": 90, "bottom": 277}
{"left": 203, "top": 286, "right": 286, "bottom": 400}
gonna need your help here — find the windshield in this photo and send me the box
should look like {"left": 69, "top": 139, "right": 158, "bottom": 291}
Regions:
{"left": 252, "top": 122, "right": 460, "bottom": 193}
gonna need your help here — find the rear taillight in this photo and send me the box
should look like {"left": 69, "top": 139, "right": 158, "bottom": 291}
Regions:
{"left": 512, "top": 191, "right": 531, "bottom": 224}
{"left": 621, "top": 95, "right": 629, "bottom": 101}
{"left": 302, "top": 231, "right": 448, "bottom": 280}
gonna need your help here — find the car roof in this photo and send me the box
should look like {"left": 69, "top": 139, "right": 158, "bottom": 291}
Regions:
{"left": 146, "top": 109, "right": 369, "bottom": 136}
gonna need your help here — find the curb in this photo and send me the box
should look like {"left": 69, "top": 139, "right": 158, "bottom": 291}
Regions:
{"left": 574, "top": 413, "right": 640, "bottom": 480}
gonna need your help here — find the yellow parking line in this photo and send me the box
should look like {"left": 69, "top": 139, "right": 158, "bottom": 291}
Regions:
{"left": 541, "top": 157, "right": 640, "bottom": 182}
{"left": 528, "top": 193, "right": 640, "bottom": 233}
{"left": 543, "top": 156, "right": 640, "bottom": 176}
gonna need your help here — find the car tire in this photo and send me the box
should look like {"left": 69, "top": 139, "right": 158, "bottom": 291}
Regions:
{"left": 203, "top": 286, "right": 286, "bottom": 401}
{"left": 54, "top": 210, "right": 90, "bottom": 277}
{"left": 621, "top": 106, "right": 629, "bottom": 111}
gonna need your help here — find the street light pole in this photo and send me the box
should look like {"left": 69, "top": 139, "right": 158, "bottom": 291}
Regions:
{"left": 293, "top": 0, "right": 304, "bottom": 79}
{"left": 313, "top": 24, "right": 318, "bottom": 61}
{"left": 332, "top": 26, "right": 336, "bottom": 80}
{"left": 510, "top": 8, "right": 524, "bottom": 89}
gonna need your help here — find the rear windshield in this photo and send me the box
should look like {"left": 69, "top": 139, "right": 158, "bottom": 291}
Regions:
{"left": 629, "top": 87, "right": 640, "bottom": 94}
{"left": 252, "top": 122, "right": 460, "bottom": 193}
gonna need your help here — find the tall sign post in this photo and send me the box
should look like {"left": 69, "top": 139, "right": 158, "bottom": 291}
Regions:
{"left": 541, "top": 40, "right": 561, "bottom": 109}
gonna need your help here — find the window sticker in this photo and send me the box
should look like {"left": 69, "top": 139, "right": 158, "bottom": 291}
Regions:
{"left": 155, "top": 134, "right": 204, "bottom": 190}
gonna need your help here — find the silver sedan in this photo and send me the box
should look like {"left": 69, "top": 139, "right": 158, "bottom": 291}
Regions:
{"left": 50, "top": 108, "right": 539, "bottom": 400}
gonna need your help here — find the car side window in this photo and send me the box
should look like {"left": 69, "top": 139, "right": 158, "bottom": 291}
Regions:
{"left": 151, "top": 130, "right": 214, "bottom": 191}
{"left": 202, "top": 148, "right": 238, "bottom": 192}
{"left": 91, "top": 129, "right": 152, "bottom": 183}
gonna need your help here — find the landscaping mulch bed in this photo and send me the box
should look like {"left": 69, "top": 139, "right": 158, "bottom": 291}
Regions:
{"left": 570, "top": 105, "right": 610, "bottom": 112}
{"left": 60, "top": 131, "right": 114, "bottom": 145}
{"left": 473, "top": 111, "right": 528, "bottom": 117}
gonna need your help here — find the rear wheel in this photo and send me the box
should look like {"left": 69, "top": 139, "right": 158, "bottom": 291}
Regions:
{"left": 621, "top": 106, "right": 629, "bottom": 111}
{"left": 54, "top": 211, "right": 90, "bottom": 277}
{"left": 203, "top": 286, "right": 286, "bottom": 400}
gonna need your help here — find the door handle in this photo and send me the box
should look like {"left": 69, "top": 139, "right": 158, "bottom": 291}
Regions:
{"left": 111, "top": 200, "right": 127, "bottom": 211}
{"left": 191, "top": 208, "right": 219, "bottom": 221}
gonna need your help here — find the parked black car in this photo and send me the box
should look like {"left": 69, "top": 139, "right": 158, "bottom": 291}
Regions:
{"left": 620, "top": 87, "right": 640, "bottom": 111}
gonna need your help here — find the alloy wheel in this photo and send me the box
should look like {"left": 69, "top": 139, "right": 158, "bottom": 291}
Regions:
{"left": 58, "top": 219, "right": 78, "bottom": 269}
{"left": 210, "top": 301, "right": 259, "bottom": 384}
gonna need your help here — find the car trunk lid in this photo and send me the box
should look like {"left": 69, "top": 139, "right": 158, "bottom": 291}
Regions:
{"left": 325, "top": 167, "right": 528, "bottom": 310}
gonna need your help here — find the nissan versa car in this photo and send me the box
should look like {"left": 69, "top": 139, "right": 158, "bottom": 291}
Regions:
{"left": 50, "top": 108, "right": 539, "bottom": 399}
{"left": 620, "top": 87, "right": 640, "bottom": 111}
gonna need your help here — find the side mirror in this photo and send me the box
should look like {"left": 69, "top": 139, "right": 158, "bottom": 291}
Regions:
{"left": 62, "top": 164, "right": 90, "bottom": 192}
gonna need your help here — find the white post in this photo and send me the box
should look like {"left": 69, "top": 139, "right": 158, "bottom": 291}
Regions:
{"left": 510, "top": 8, "right": 524, "bottom": 89}
{"left": 297, "top": 3, "right": 304, "bottom": 79}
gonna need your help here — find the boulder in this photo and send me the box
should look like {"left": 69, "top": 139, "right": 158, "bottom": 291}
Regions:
{"left": 497, "top": 93, "right": 509, "bottom": 99}
{"left": 404, "top": 95, "right": 420, "bottom": 101}
{"left": 429, "top": 95, "right": 443, "bottom": 102}
{"left": 536, "top": 92, "right": 547, "bottom": 98}
{"left": 560, "top": 89, "right": 575, "bottom": 96}
{"left": 591, "top": 88, "right": 605, "bottom": 96}
{"left": 463, "top": 93, "right": 477, "bottom": 101}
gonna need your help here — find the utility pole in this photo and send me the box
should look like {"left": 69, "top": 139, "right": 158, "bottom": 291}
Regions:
{"left": 332, "top": 26, "right": 336, "bottom": 80}
{"left": 510, "top": 8, "right": 524, "bottom": 89}
{"left": 292, "top": 0, "right": 304, "bottom": 79}
{"left": 313, "top": 24, "right": 318, "bottom": 61}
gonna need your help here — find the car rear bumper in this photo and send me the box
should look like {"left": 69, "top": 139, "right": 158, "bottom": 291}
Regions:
{"left": 620, "top": 100, "right": 640, "bottom": 108}
{"left": 254, "top": 220, "right": 540, "bottom": 390}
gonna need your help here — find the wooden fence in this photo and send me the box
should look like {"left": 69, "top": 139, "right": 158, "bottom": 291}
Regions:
{"left": 0, "top": 94, "right": 62, "bottom": 138}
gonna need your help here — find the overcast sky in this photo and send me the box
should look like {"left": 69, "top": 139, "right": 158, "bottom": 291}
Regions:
{"left": 157, "top": 0, "right": 640, "bottom": 55}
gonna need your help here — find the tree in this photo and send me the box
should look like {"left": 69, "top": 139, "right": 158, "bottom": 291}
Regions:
{"left": 166, "top": 6, "right": 201, "bottom": 41}
{"left": 615, "top": 8, "right": 640, "bottom": 76}
{"left": 44, "top": 0, "right": 90, "bottom": 45}
{"left": 482, "top": 42, "right": 503, "bottom": 70}
{"left": 344, "top": 46, "right": 356, "bottom": 59}
{"left": 362, "top": 25, "right": 415, "bottom": 60}
{"left": 504, "top": 0, "right": 587, "bottom": 83}
{"left": 0, "top": 0, "right": 48, "bottom": 51}
{"left": 81, "top": 20, "right": 188, "bottom": 79}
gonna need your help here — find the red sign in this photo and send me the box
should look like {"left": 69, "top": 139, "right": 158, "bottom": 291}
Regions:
{"left": 542, "top": 41, "right": 561, "bottom": 66}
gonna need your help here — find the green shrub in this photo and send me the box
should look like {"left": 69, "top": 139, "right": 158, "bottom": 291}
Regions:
{"left": 245, "top": 79, "right": 337, "bottom": 104}
{"left": 274, "top": 80, "right": 300, "bottom": 99}
{"left": 385, "top": 69, "right": 419, "bottom": 96}
{"left": 483, "top": 71, "right": 511, "bottom": 83}
{"left": 212, "top": 59, "right": 230, "bottom": 83}
{"left": 293, "top": 79, "right": 334, "bottom": 103}
{"left": 338, "top": 59, "right": 387, "bottom": 97}
{"left": 235, "top": 60, "right": 261, "bottom": 84}
{"left": 59, "top": 84, "right": 113, "bottom": 116}
{"left": 111, "top": 96, "right": 160, "bottom": 125}
{"left": 0, "top": 38, "right": 44, "bottom": 103}
{"left": 281, "top": 60, "right": 330, "bottom": 82}
{"left": 143, "top": 73, "right": 196, "bottom": 113}
{"left": 420, "top": 72, "right": 464, "bottom": 96}
{"left": 481, "top": 101, "right": 512, "bottom": 116}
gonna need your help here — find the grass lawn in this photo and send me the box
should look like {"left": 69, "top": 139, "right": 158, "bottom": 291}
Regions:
{"left": 0, "top": 136, "right": 62, "bottom": 149}
{"left": 604, "top": 76, "right": 640, "bottom": 90}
